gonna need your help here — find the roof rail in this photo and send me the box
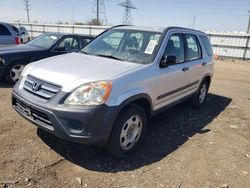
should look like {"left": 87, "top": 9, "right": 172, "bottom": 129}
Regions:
{"left": 109, "top": 25, "right": 132, "bottom": 29}
{"left": 165, "top": 26, "right": 206, "bottom": 34}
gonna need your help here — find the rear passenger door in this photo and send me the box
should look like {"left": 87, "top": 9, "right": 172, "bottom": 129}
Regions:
{"left": 155, "top": 33, "right": 191, "bottom": 109}
{"left": 183, "top": 34, "right": 204, "bottom": 89}
{"left": 155, "top": 32, "right": 202, "bottom": 109}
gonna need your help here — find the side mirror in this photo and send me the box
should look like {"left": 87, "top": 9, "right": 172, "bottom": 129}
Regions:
{"left": 160, "top": 55, "right": 177, "bottom": 68}
{"left": 53, "top": 46, "right": 66, "bottom": 52}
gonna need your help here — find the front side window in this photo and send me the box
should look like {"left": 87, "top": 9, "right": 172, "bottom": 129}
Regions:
{"left": 28, "top": 33, "right": 62, "bottom": 49}
{"left": 185, "top": 34, "right": 201, "bottom": 61}
{"left": 164, "top": 34, "right": 185, "bottom": 63}
{"left": 81, "top": 29, "right": 162, "bottom": 64}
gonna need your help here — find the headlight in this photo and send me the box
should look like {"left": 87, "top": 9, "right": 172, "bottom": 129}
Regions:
{"left": 0, "top": 57, "right": 5, "bottom": 65}
{"left": 64, "top": 80, "right": 112, "bottom": 106}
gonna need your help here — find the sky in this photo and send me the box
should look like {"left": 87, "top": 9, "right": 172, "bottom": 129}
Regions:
{"left": 0, "top": 0, "right": 249, "bottom": 31}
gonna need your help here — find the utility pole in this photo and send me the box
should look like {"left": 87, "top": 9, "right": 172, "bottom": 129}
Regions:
{"left": 243, "top": 3, "right": 250, "bottom": 60}
{"left": 192, "top": 16, "right": 196, "bottom": 29}
{"left": 71, "top": 3, "right": 75, "bottom": 24}
{"left": 118, "top": 0, "right": 136, "bottom": 25}
{"left": 91, "top": 0, "right": 107, "bottom": 25}
{"left": 247, "top": 11, "right": 250, "bottom": 33}
{"left": 23, "top": 0, "right": 30, "bottom": 23}
{"left": 97, "top": 0, "right": 99, "bottom": 25}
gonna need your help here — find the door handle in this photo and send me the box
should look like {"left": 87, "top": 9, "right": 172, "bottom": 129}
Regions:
{"left": 202, "top": 62, "right": 207, "bottom": 66}
{"left": 182, "top": 67, "right": 189, "bottom": 72}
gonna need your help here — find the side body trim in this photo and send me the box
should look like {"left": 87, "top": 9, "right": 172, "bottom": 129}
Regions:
{"left": 157, "top": 80, "right": 199, "bottom": 100}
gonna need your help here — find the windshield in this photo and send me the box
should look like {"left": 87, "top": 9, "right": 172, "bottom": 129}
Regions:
{"left": 28, "top": 33, "right": 62, "bottom": 48}
{"left": 81, "top": 29, "right": 162, "bottom": 64}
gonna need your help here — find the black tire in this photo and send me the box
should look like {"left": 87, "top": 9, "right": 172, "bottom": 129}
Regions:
{"left": 106, "top": 104, "right": 147, "bottom": 158}
{"left": 4, "top": 61, "right": 26, "bottom": 84}
{"left": 189, "top": 80, "right": 209, "bottom": 107}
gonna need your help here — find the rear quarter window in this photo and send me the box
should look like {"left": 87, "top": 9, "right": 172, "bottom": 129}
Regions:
{"left": 0, "top": 24, "right": 11, "bottom": 36}
{"left": 200, "top": 35, "right": 213, "bottom": 56}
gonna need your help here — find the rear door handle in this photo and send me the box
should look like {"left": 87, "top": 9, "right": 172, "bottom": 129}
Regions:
{"left": 182, "top": 67, "right": 189, "bottom": 72}
{"left": 202, "top": 62, "right": 207, "bottom": 66}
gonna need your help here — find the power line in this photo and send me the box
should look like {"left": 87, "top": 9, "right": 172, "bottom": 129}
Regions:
{"left": 118, "top": 0, "right": 136, "bottom": 25}
{"left": 23, "top": 0, "right": 30, "bottom": 22}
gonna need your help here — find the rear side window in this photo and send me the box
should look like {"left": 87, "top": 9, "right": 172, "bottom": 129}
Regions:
{"left": 185, "top": 34, "right": 201, "bottom": 61}
{"left": 0, "top": 24, "right": 11, "bottom": 36}
{"left": 57, "top": 37, "right": 79, "bottom": 51}
{"left": 200, "top": 35, "right": 213, "bottom": 56}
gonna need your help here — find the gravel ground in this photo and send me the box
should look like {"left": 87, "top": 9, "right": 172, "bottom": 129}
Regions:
{"left": 0, "top": 60, "right": 249, "bottom": 188}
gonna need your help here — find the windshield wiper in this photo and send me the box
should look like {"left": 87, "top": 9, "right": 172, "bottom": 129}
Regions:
{"left": 95, "top": 54, "right": 124, "bottom": 61}
{"left": 79, "top": 51, "right": 89, "bottom": 55}
{"left": 79, "top": 52, "right": 124, "bottom": 61}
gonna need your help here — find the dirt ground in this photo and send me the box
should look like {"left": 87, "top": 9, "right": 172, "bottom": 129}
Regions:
{"left": 0, "top": 60, "right": 249, "bottom": 188}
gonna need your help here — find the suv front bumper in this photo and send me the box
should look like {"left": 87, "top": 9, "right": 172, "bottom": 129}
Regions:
{"left": 12, "top": 91, "right": 118, "bottom": 146}
{"left": 0, "top": 66, "right": 6, "bottom": 80}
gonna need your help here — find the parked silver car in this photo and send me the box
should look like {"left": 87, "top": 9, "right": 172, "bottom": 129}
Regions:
{"left": 0, "top": 22, "right": 28, "bottom": 45}
{"left": 12, "top": 26, "right": 214, "bottom": 157}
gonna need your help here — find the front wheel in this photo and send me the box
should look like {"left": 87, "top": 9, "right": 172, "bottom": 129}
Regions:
{"left": 5, "top": 62, "right": 26, "bottom": 84}
{"left": 106, "top": 104, "right": 147, "bottom": 158}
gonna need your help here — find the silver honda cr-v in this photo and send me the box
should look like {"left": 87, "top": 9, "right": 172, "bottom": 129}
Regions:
{"left": 12, "top": 25, "right": 214, "bottom": 157}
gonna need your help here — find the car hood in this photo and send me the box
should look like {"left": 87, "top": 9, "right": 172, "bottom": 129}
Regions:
{"left": 24, "top": 53, "right": 143, "bottom": 91}
{"left": 0, "top": 44, "right": 44, "bottom": 55}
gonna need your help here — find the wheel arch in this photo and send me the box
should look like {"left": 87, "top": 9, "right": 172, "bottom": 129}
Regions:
{"left": 115, "top": 93, "right": 153, "bottom": 120}
{"left": 200, "top": 73, "right": 212, "bottom": 90}
{"left": 6, "top": 58, "right": 29, "bottom": 67}
{"left": 4, "top": 59, "right": 28, "bottom": 84}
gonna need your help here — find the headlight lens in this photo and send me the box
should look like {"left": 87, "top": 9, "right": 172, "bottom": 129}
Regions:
{"left": 64, "top": 80, "right": 112, "bottom": 106}
{"left": 0, "top": 57, "right": 5, "bottom": 65}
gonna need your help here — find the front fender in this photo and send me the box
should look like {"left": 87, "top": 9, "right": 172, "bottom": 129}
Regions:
{"left": 107, "top": 87, "right": 153, "bottom": 107}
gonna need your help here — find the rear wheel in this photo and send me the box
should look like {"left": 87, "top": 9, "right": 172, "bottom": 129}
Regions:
{"left": 189, "top": 80, "right": 209, "bottom": 107}
{"left": 5, "top": 62, "right": 26, "bottom": 84}
{"left": 106, "top": 104, "right": 147, "bottom": 158}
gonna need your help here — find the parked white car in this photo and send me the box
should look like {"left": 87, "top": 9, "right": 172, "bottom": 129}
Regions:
{"left": 12, "top": 25, "right": 214, "bottom": 157}
{"left": 19, "top": 26, "right": 30, "bottom": 44}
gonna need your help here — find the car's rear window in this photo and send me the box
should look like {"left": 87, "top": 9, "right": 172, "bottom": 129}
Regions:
{"left": 200, "top": 35, "right": 213, "bottom": 56}
{"left": 12, "top": 26, "right": 19, "bottom": 33}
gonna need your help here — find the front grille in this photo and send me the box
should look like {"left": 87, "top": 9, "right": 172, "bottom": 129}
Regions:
{"left": 23, "top": 75, "right": 61, "bottom": 100}
{"left": 13, "top": 97, "right": 53, "bottom": 130}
